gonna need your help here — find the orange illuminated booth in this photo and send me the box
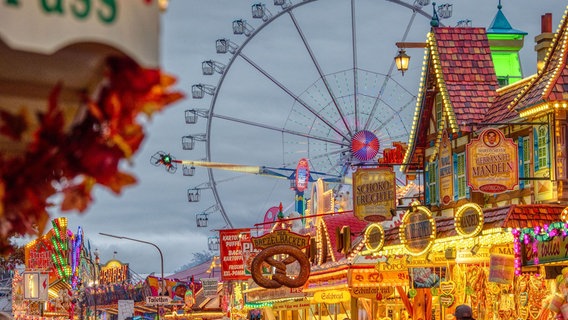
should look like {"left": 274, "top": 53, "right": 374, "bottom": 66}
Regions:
{"left": 15, "top": 218, "right": 78, "bottom": 319}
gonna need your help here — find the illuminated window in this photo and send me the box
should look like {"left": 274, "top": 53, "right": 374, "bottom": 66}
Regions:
{"left": 435, "top": 93, "right": 443, "bottom": 129}
{"left": 428, "top": 162, "right": 438, "bottom": 204}
{"left": 537, "top": 126, "right": 549, "bottom": 169}
{"left": 522, "top": 136, "right": 531, "bottom": 173}
{"left": 457, "top": 152, "right": 466, "bottom": 198}
{"left": 518, "top": 136, "right": 531, "bottom": 189}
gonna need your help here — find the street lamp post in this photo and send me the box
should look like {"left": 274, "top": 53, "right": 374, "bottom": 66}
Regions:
{"left": 83, "top": 257, "right": 98, "bottom": 320}
{"left": 99, "top": 233, "right": 166, "bottom": 319}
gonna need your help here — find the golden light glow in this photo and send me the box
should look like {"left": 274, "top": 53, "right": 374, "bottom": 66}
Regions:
{"left": 399, "top": 205, "right": 436, "bottom": 256}
{"left": 364, "top": 223, "right": 385, "bottom": 252}
{"left": 454, "top": 203, "right": 484, "bottom": 237}
{"left": 561, "top": 207, "right": 568, "bottom": 223}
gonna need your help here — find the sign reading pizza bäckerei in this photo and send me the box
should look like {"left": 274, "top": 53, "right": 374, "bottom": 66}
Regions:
{"left": 0, "top": 1, "right": 159, "bottom": 67}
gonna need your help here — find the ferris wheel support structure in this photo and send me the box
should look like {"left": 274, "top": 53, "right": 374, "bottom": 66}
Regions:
{"left": 188, "top": 0, "right": 449, "bottom": 229}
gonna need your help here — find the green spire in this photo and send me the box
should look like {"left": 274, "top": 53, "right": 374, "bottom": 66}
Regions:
{"left": 486, "top": 0, "right": 527, "bottom": 86}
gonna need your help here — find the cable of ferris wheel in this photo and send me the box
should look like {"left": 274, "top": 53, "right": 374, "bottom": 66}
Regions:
{"left": 210, "top": 112, "right": 349, "bottom": 147}
{"left": 288, "top": 9, "right": 353, "bottom": 137}
{"left": 363, "top": 11, "right": 417, "bottom": 131}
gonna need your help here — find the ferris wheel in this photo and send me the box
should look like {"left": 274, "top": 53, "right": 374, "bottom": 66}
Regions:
{"left": 178, "top": 0, "right": 452, "bottom": 229}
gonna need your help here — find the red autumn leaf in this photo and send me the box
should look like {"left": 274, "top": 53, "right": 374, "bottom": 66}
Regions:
{"left": 104, "top": 171, "right": 137, "bottom": 194}
{"left": 60, "top": 182, "right": 93, "bottom": 212}
{"left": 0, "top": 108, "right": 31, "bottom": 140}
{"left": 0, "top": 57, "right": 183, "bottom": 254}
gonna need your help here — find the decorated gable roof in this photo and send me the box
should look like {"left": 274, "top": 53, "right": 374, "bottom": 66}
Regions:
{"left": 403, "top": 27, "right": 499, "bottom": 169}
{"left": 509, "top": 6, "right": 568, "bottom": 116}
{"left": 433, "top": 27, "right": 499, "bottom": 129}
{"left": 484, "top": 76, "right": 534, "bottom": 123}
{"left": 320, "top": 213, "right": 368, "bottom": 263}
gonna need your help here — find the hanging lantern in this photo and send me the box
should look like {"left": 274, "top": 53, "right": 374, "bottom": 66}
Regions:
{"left": 394, "top": 49, "right": 410, "bottom": 75}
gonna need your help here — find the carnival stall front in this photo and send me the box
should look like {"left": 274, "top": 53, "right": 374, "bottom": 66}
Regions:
{"left": 515, "top": 213, "right": 568, "bottom": 320}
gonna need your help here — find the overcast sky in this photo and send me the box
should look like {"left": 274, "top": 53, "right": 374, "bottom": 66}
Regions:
{"left": 46, "top": 0, "right": 568, "bottom": 275}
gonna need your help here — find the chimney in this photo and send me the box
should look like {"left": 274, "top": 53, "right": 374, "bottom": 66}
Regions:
{"left": 535, "top": 13, "right": 554, "bottom": 72}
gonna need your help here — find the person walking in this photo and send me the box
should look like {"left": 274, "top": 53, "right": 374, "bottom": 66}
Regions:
{"left": 454, "top": 304, "right": 476, "bottom": 320}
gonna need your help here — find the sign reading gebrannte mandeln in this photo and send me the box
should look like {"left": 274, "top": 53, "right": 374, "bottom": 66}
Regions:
{"left": 466, "top": 128, "right": 519, "bottom": 194}
{"left": 353, "top": 167, "right": 396, "bottom": 222}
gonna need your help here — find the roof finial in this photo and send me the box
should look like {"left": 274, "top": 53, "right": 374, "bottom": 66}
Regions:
{"left": 430, "top": 2, "right": 440, "bottom": 28}
{"left": 498, "top": 0, "right": 502, "bottom": 10}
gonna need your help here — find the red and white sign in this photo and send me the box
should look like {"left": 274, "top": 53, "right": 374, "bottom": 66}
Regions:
{"left": 219, "top": 229, "right": 250, "bottom": 281}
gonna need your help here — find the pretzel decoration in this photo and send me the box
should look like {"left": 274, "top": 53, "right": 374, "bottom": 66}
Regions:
{"left": 251, "top": 244, "right": 310, "bottom": 289}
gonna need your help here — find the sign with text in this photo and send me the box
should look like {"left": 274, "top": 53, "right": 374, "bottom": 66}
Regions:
{"left": 146, "top": 296, "right": 171, "bottom": 306}
{"left": 466, "top": 128, "right": 518, "bottom": 194}
{"left": 0, "top": 1, "right": 159, "bottom": 67}
{"left": 455, "top": 247, "right": 490, "bottom": 264}
{"left": 438, "top": 131, "right": 454, "bottom": 205}
{"left": 272, "top": 301, "right": 310, "bottom": 311}
{"left": 454, "top": 203, "right": 483, "bottom": 237}
{"left": 251, "top": 229, "right": 310, "bottom": 249}
{"left": 353, "top": 167, "right": 396, "bottom": 222}
{"left": 353, "top": 267, "right": 409, "bottom": 287}
{"left": 241, "top": 232, "right": 261, "bottom": 276}
{"left": 364, "top": 223, "right": 385, "bottom": 252}
{"left": 200, "top": 278, "right": 219, "bottom": 297}
{"left": 399, "top": 206, "right": 436, "bottom": 255}
{"left": 522, "top": 235, "right": 568, "bottom": 266}
{"left": 351, "top": 286, "right": 395, "bottom": 299}
{"left": 220, "top": 229, "right": 250, "bottom": 281}
{"left": 313, "top": 290, "right": 351, "bottom": 303}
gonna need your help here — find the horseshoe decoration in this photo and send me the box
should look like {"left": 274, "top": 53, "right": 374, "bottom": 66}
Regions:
{"left": 251, "top": 244, "right": 311, "bottom": 289}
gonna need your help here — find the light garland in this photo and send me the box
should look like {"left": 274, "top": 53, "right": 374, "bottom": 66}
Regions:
{"left": 512, "top": 222, "right": 568, "bottom": 275}
{"left": 510, "top": 6, "right": 568, "bottom": 115}
{"left": 50, "top": 218, "right": 71, "bottom": 281}
{"left": 401, "top": 38, "right": 431, "bottom": 171}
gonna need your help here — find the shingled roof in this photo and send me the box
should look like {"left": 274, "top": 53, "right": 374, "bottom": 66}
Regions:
{"left": 433, "top": 27, "right": 500, "bottom": 127}
{"left": 510, "top": 6, "right": 568, "bottom": 112}
{"left": 403, "top": 26, "right": 499, "bottom": 169}
{"left": 321, "top": 213, "right": 368, "bottom": 262}
{"left": 484, "top": 76, "right": 533, "bottom": 123}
